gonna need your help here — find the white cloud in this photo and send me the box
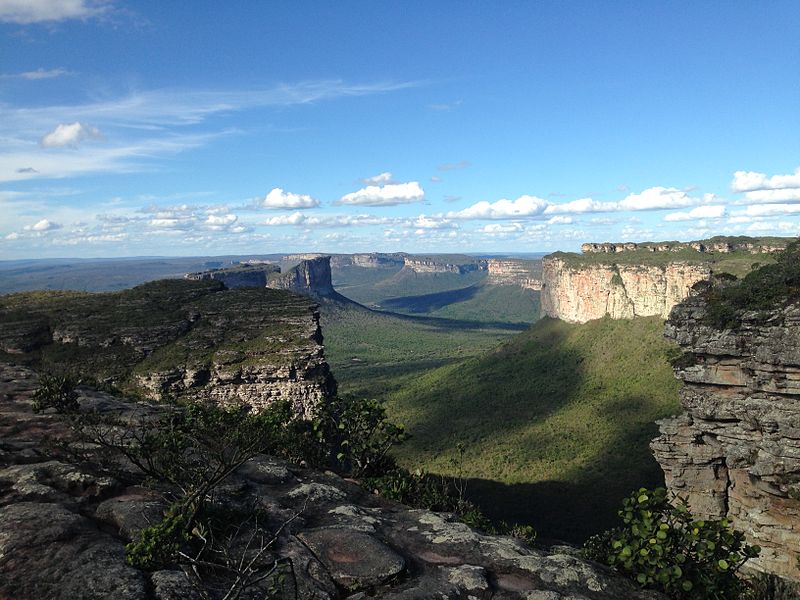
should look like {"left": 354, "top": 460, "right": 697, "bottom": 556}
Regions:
{"left": 731, "top": 168, "right": 800, "bottom": 192}
{"left": 411, "top": 215, "right": 456, "bottom": 229}
{"left": 481, "top": 223, "right": 523, "bottom": 233}
{"left": 618, "top": 187, "right": 705, "bottom": 211}
{"left": 544, "top": 198, "right": 617, "bottom": 214}
{"left": 361, "top": 171, "right": 393, "bottom": 185}
{"left": 337, "top": 181, "right": 424, "bottom": 207}
{"left": 260, "top": 187, "right": 319, "bottom": 210}
{"left": 739, "top": 188, "right": 800, "bottom": 203}
{"left": 547, "top": 215, "right": 573, "bottom": 225}
{"left": 2, "top": 68, "right": 72, "bottom": 80}
{"left": 5, "top": 232, "right": 19, "bottom": 240}
{"left": 205, "top": 213, "right": 237, "bottom": 227}
{"left": 449, "top": 195, "right": 547, "bottom": 219}
{"left": 41, "top": 122, "right": 102, "bottom": 148}
{"left": 746, "top": 221, "right": 800, "bottom": 233}
{"left": 261, "top": 212, "right": 394, "bottom": 228}
{"left": 23, "top": 218, "right": 61, "bottom": 232}
{"left": 664, "top": 205, "right": 726, "bottom": 222}
{"left": 742, "top": 203, "right": 800, "bottom": 217}
{"left": 0, "top": 0, "right": 108, "bottom": 23}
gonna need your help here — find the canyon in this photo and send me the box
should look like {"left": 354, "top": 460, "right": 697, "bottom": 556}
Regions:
{"left": 652, "top": 292, "right": 800, "bottom": 581}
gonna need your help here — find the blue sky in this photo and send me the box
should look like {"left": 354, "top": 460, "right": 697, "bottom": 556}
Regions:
{"left": 1, "top": 1, "right": 799, "bottom": 259}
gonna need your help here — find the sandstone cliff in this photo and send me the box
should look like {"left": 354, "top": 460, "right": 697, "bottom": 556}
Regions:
{"left": 329, "top": 253, "right": 406, "bottom": 269}
{"left": 486, "top": 258, "right": 543, "bottom": 290}
{"left": 185, "top": 263, "right": 280, "bottom": 288}
{"left": 581, "top": 236, "right": 788, "bottom": 255}
{"left": 267, "top": 256, "right": 336, "bottom": 298}
{"left": 652, "top": 296, "right": 800, "bottom": 581}
{"left": 540, "top": 256, "right": 710, "bottom": 323}
{"left": 0, "top": 363, "right": 663, "bottom": 600}
{"left": 0, "top": 280, "right": 335, "bottom": 417}
{"left": 403, "top": 256, "right": 488, "bottom": 274}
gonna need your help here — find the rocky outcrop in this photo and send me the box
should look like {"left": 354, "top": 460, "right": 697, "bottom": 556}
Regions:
{"left": 582, "top": 237, "right": 787, "bottom": 255}
{"left": 652, "top": 298, "right": 800, "bottom": 581}
{"left": 0, "top": 280, "right": 335, "bottom": 417}
{"left": 486, "top": 259, "right": 543, "bottom": 290}
{"left": 540, "top": 257, "right": 710, "bottom": 323}
{"left": 184, "top": 264, "right": 280, "bottom": 288}
{"left": 403, "top": 256, "right": 488, "bottom": 275}
{"left": 267, "top": 256, "right": 336, "bottom": 298}
{"left": 329, "top": 253, "right": 406, "bottom": 269}
{"left": 0, "top": 364, "right": 664, "bottom": 599}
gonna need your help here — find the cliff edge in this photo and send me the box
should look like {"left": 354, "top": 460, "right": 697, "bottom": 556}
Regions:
{"left": 652, "top": 280, "right": 800, "bottom": 580}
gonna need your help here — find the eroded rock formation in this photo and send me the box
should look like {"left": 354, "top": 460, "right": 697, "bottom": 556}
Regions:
{"left": 0, "top": 364, "right": 664, "bottom": 599}
{"left": 402, "top": 256, "right": 488, "bottom": 275}
{"left": 185, "top": 264, "right": 281, "bottom": 288}
{"left": 0, "top": 280, "right": 335, "bottom": 417}
{"left": 540, "top": 257, "right": 710, "bottom": 323}
{"left": 581, "top": 238, "right": 787, "bottom": 255}
{"left": 329, "top": 253, "right": 406, "bottom": 269}
{"left": 486, "top": 259, "right": 543, "bottom": 290}
{"left": 652, "top": 297, "right": 800, "bottom": 580}
{"left": 267, "top": 256, "right": 336, "bottom": 298}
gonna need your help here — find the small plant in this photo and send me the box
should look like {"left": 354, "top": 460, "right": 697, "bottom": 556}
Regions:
{"left": 582, "top": 487, "right": 760, "bottom": 599}
{"left": 32, "top": 373, "right": 79, "bottom": 413}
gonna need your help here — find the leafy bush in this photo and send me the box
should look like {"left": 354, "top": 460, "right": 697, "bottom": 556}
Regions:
{"left": 703, "top": 240, "right": 800, "bottom": 329}
{"left": 32, "top": 373, "right": 79, "bottom": 413}
{"left": 582, "top": 487, "right": 760, "bottom": 599}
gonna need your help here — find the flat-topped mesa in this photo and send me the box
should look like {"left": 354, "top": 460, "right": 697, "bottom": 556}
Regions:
{"left": 581, "top": 237, "right": 787, "bottom": 255}
{"left": 486, "top": 258, "right": 542, "bottom": 290}
{"left": 185, "top": 263, "right": 280, "bottom": 289}
{"left": 0, "top": 280, "right": 336, "bottom": 418}
{"left": 652, "top": 294, "right": 800, "bottom": 581}
{"left": 266, "top": 256, "right": 336, "bottom": 298}
{"left": 329, "top": 253, "right": 406, "bottom": 269}
{"left": 403, "top": 255, "right": 488, "bottom": 274}
{"left": 540, "top": 257, "right": 710, "bottom": 323}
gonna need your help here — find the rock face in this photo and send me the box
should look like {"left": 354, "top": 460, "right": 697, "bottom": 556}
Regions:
{"left": 540, "top": 257, "right": 710, "bottom": 323}
{"left": 267, "top": 256, "right": 336, "bottom": 298}
{"left": 652, "top": 297, "right": 800, "bottom": 581}
{"left": 184, "top": 264, "right": 280, "bottom": 288}
{"left": 329, "top": 253, "right": 406, "bottom": 269}
{"left": 403, "top": 256, "right": 488, "bottom": 275}
{"left": 486, "top": 259, "right": 543, "bottom": 290}
{"left": 0, "top": 364, "right": 664, "bottom": 600}
{"left": 0, "top": 280, "right": 335, "bottom": 417}
{"left": 581, "top": 237, "right": 787, "bottom": 255}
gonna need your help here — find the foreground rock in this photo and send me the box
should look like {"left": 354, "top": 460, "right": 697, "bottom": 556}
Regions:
{"left": 0, "top": 364, "right": 662, "bottom": 599}
{"left": 653, "top": 296, "right": 800, "bottom": 581}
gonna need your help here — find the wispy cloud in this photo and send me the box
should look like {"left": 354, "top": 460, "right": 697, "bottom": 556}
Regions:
{"left": 664, "top": 205, "right": 726, "bottom": 222}
{"left": 361, "top": 171, "right": 394, "bottom": 185}
{"left": 0, "top": 0, "right": 109, "bottom": 24}
{"left": 436, "top": 160, "right": 471, "bottom": 171}
{"left": 1, "top": 67, "right": 73, "bottom": 80}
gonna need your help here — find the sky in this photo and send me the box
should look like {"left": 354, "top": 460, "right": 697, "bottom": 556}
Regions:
{"left": 1, "top": 1, "right": 799, "bottom": 259}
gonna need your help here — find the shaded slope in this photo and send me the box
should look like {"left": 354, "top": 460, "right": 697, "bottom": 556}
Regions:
{"left": 381, "top": 316, "right": 681, "bottom": 542}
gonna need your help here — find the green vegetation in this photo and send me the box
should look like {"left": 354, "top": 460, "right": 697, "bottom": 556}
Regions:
{"left": 32, "top": 372, "right": 79, "bottom": 413}
{"left": 376, "top": 315, "right": 681, "bottom": 542}
{"left": 702, "top": 240, "right": 800, "bottom": 329}
{"left": 583, "top": 487, "right": 761, "bottom": 599}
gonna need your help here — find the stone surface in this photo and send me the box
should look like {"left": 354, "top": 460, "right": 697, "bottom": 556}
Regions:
{"left": 402, "top": 256, "right": 487, "bottom": 274}
{"left": 652, "top": 296, "right": 800, "bottom": 581}
{"left": 540, "top": 257, "right": 710, "bottom": 323}
{"left": 486, "top": 259, "right": 543, "bottom": 290}
{"left": 267, "top": 256, "right": 337, "bottom": 297}
{"left": 0, "top": 362, "right": 664, "bottom": 599}
{"left": 581, "top": 239, "right": 787, "bottom": 254}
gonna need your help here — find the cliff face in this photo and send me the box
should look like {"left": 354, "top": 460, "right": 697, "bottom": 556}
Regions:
{"left": 330, "top": 253, "right": 405, "bottom": 269}
{"left": 540, "top": 257, "right": 710, "bottom": 323}
{"left": 0, "top": 280, "right": 335, "bottom": 417}
{"left": 652, "top": 298, "right": 800, "bottom": 581}
{"left": 581, "top": 238, "right": 787, "bottom": 254}
{"left": 0, "top": 364, "right": 664, "bottom": 600}
{"left": 185, "top": 264, "right": 280, "bottom": 288}
{"left": 486, "top": 258, "right": 542, "bottom": 290}
{"left": 403, "top": 256, "right": 488, "bottom": 274}
{"left": 267, "top": 256, "right": 336, "bottom": 298}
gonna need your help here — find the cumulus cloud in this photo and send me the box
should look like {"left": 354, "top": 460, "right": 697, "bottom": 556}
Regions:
{"left": 618, "top": 187, "right": 706, "bottom": 211}
{"left": 205, "top": 213, "right": 237, "bottom": 228}
{"left": 337, "top": 181, "right": 424, "bottom": 207}
{"left": 41, "top": 122, "right": 102, "bottom": 148}
{"left": 738, "top": 188, "right": 800, "bottom": 203}
{"left": 544, "top": 198, "right": 617, "bottom": 215}
{"left": 5, "top": 232, "right": 19, "bottom": 240}
{"left": 481, "top": 223, "right": 523, "bottom": 234}
{"left": 0, "top": 0, "right": 108, "bottom": 23}
{"left": 547, "top": 215, "right": 573, "bottom": 225}
{"left": 23, "top": 218, "right": 61, "bottom": 232}
{"left": 664, "top": 205, "right": 726, "bottom": 222}
{"left": 731, "top": 168, "right": 800, "bottom": 192}
{"left": 361, "top": 172, "right": 393, "bottom": 185}
{"left": 261, "top": 212, "right": 394, "bottom": 228}
{"left": 448, "top": 195, "right": 547, "bottom": 219}
{"left": 742, "top": 203, "right": 800, "bottom": 217}
{"left": 410, "top": 215, "right": 456, "bottom": 230}
{"left": 260, "top": 187, "right": 320, "bottom": 210}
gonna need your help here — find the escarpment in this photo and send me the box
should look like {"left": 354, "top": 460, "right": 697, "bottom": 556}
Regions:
{"left": 0, "top": 364, "right": 665, "bottom": 600}
{"left": 0, "top": 280, "right": 335, "bottom": 417}
{"left": 652, "top": 294, "right": 800, "bottom": 580}
{"left": 486, "top": 258, "right": 542, "bottom": 290}
{"left": 266, "top": 255, "right": 337, "bottom": 298}
{"left": 402, "top": 255, "right": 488, "bottom": 274}
{"left": 185, "top": 263, "right": 281, "bottom": 288}
{"left": 540, "top": 256, "right": 710, "bottom": 323}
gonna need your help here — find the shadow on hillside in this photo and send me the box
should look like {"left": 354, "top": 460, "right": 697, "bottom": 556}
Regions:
{"left": 381, "top": 284, "right": 481, "bottom": 313}
{"left": 461, "top": 396, "right": 667, "bottom": 544}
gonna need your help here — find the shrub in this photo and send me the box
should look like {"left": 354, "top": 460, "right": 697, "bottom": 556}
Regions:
{"left": 582, "top": 487, "right": 760, "bottom": 599}
{"left": 32, "top": 373, "right": 79, "bottom": 413}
